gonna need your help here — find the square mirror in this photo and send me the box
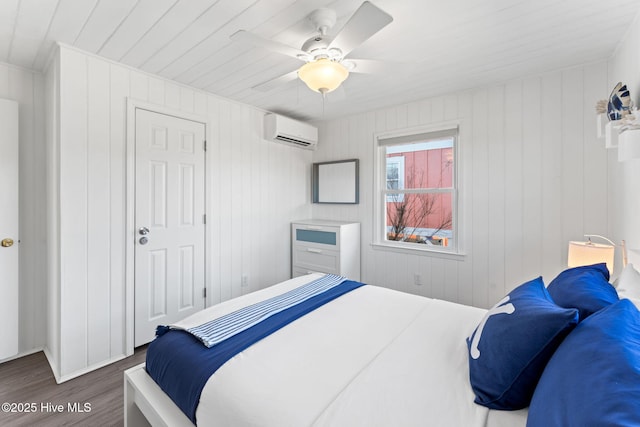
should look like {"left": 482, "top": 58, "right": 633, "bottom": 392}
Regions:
{"left": 312, "top": 159, "right": 359, "bottom": 204}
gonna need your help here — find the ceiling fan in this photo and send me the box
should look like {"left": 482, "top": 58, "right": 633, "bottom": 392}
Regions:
{"left": 230, "top": 1, "right": 393, "bottom": 96}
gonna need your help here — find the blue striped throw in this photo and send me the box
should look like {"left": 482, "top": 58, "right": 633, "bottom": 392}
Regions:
{"left": 187, "top": 274, "right": 347, "bottom": 348}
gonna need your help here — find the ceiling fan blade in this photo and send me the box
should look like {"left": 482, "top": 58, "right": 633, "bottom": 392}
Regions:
{"left": 230, "top": 30, "right": 308, "bottom": 60}
{"left": 329, "top": 1, "right": 393, "bottom": 58}
{"left": 344, "top": 58, "right": 389, "bottom": 74}
{"left": 252, "top": 70, "right": 299, "bottom": 92}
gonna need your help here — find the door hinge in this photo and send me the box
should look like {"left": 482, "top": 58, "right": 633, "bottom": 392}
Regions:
{"left": 203, "top": 140, "right": 207, "bottom": 151}
{"left": 203, "top": 214, "right": 206, "bottom": 224}
{"left": 203, "top": 288, "right": 207, "bottom": 299}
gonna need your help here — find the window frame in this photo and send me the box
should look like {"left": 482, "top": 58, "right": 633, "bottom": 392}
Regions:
{"left": 373, "top": 122, "right": 461, "bottom": 256}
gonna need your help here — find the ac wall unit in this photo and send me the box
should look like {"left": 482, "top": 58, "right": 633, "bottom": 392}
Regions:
{"left": 264, "top": 113, "right": 318, "bottom": 150}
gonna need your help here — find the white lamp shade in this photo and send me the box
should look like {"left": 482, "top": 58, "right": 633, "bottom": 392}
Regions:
{"left": 298, "top": 58, "right": 349, "bottom": 94}
{"left": 567, "top": 241, "right": 614, "bottom": 274}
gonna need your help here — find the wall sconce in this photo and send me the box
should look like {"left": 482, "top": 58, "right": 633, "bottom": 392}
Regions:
{"left": 568, "top": 234, "right": 627, "bottom": 275}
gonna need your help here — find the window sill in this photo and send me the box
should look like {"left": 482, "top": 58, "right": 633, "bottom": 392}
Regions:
{"left": 370, "top": 242, "right": 466, "bottom": 261}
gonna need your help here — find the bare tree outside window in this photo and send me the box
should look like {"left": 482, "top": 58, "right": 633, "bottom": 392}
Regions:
{"left": 387, "top": 194, "right": 452, "bottom": 244}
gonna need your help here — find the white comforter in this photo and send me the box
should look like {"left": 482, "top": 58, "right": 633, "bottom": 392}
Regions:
{"left": 172, "top": 274, "right": 527, "bottom": 427}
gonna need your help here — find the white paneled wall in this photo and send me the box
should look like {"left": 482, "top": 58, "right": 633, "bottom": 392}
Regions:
{"left": 0, "top": 62, "right": 46, "bottom": 361}
{"left": 608, "top": 12, "right": 640, "bottom": 264}
{"left": 313, "top": 61, "right": 610, "bottom": 308}
{"left": 45, "top": 45, "right": 311, "bottom": 381}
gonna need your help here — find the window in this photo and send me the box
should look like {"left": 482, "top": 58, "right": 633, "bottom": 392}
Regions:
{"left": 386, "top": 156, "right": 404, "bottom": 202}
{"left": 375, "top": 125, "right": 458, "bottom": 252}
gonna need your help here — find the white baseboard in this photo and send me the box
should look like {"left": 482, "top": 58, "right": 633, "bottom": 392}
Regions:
{"left": 56, "top": 353, "right": 129, "bottom": 384}
{"left": 0, "top": 346, "right": 44, "bottom": 364}
{"left": 42, "top": 346, "right": 61, "bottom": 382}
{"left": 43, "top": 347, "right": 128, "bottom": 384}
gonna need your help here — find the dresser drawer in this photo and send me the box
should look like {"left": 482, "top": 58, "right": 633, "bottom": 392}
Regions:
{"left": 292, "top": 246, "right": 339, "bottom": 275}
{"left": 293, "top": 225, "right": 340, "bottom": 250}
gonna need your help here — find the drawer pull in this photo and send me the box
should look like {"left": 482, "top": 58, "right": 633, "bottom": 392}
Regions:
{"left": 306, "top": 248, "right": 322, "bottom": 254}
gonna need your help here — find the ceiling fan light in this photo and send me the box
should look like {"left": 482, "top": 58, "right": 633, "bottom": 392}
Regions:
{"left": 298, "top": 58, "right": 349, "bottom": 94}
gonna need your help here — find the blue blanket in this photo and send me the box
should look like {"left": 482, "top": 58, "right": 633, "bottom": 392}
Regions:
{"left": 145, "top": 278, "right": 365, "bottom": 423}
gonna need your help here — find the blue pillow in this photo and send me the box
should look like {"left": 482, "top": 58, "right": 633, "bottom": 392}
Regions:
{"left": 467, "top": 277, "right": 579, "bottom": 410}
{"left": 547, "top": 263, "right": 618, "bottom": 321}
{"left": 528, "top": 299, "right": 640, "bottom": 427}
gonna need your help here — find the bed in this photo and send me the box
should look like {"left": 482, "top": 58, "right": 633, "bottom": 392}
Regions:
{"left": 125, "top": 266, "right": 640, "bottom": 427}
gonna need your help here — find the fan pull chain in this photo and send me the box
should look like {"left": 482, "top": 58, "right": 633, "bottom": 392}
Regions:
{"left": 322, "top": 92, "right": 326, "bottom": 116}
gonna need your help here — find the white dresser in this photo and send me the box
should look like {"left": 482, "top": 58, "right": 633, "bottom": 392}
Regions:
{"left": 291, "top": 220, "right": 360, "bottom": 281}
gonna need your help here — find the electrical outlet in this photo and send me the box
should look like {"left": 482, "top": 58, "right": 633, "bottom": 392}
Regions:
{"left": 414, "top": 273, "right": 422, "bottom": 286}
{"left": 241, "top": 275, "right": 249, "bottom": 287}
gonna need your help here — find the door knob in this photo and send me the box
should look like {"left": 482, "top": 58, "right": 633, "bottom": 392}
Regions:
{"left": 1, "top": 238, "right": 14, "bottom": 247}
{"left": 138, "top": 227, "right": 149, "bottom": 235}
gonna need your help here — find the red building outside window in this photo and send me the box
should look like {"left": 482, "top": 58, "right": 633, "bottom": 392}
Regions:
{"left": 385, "top": 138, "right": 454, "bottom": 247}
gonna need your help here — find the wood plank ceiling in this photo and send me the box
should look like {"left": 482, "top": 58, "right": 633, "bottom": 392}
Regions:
{"left": 1, "top": 0, "right": 638, "bottom": 121}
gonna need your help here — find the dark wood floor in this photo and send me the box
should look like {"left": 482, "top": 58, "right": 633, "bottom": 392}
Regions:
{"left": 0, "top": 347, "right": 147, "bottom": 427}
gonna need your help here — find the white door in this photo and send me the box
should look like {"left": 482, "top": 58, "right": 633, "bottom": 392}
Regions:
{"left": 0, "top": 99, "right": 19, "bottom": 359}
{"left": 134, "top": 108, "right": 206, "bottom": 347}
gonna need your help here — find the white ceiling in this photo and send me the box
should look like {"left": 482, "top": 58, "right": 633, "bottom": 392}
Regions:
{"left": 1, "top": 0, "right": 639, "bottom": 121}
